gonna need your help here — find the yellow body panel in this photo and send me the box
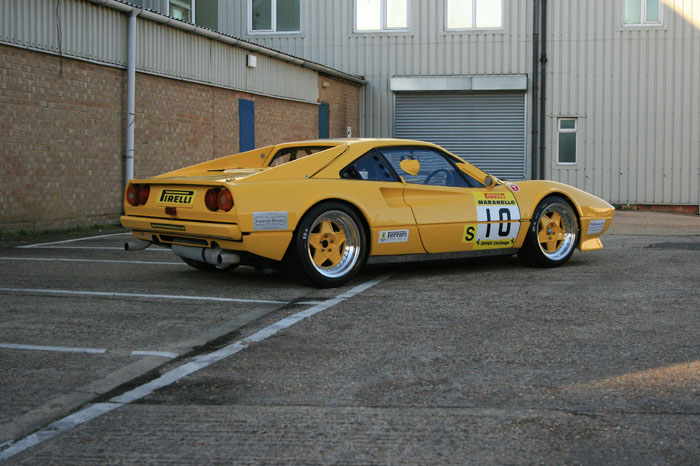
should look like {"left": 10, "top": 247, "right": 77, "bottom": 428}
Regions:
{"left": 122, "top": 138, "right": 614, "bottom": 264}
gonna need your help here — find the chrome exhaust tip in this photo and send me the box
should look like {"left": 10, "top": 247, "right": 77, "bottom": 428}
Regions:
{"left": 124, "top": 239, "right": 152, "bottom": 251}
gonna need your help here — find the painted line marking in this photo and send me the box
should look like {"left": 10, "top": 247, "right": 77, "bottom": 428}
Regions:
{"left": 131, "top": 351, "right": 179, "bottom": 359}
{"left": 0, "top": 345, "right": 179, "bottom": 359}
{"left": 0, "top": 257, "right": 183, "bottom": 265}
{"left": 0, "top": 275, "right": 390, "bottom": 460}
{"left": 17, "top": 232, "right": 130, "bottom": 248}
{"left": 13, "top": 246, "right": 170, "bottom": 251}
{"left": 0, "top": 288, "right": 288, "bottom": 305}
{"left": 0, "top": 343, "right": 106, "bottom": 354}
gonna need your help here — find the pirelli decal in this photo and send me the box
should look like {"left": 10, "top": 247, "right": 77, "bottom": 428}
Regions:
{"left": 473, "top": 191, "right": 518, "bottom": 208}
{"left": 157, "top": 189, "right": 195, "bottom": 208}
{"left": 151, "top": 223, "right": 186, "bottom": 231}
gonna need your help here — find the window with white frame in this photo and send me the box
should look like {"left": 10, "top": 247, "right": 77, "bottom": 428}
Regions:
{"left": 446, "top": 0, "right": 503, "bottom": 30}
{"left": 623, "top": 0, "right": 661, "bottom": 25}
{"left": 557, "top": 118, "right": 577, "bottom": 164}
{"left": 250, "top": 0, "right": 301, "bottom": 33}
{"left": 355, "top": 0, "right": 409, "bottom": 32}
{"left": 169, "top": 0, "right": 193, "bottom": 23}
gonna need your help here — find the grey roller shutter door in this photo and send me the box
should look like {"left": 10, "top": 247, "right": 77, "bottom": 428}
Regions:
{"left": 394, "top": 92, "right": 526, "bottom": 180}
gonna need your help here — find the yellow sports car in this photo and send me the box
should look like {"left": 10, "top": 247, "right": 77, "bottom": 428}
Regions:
{"left": 121, "top": 139, "right": 614, "bottom": 287}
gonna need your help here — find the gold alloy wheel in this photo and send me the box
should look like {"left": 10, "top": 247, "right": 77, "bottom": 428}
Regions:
{"left": 535, "top": 201, "right": 578, "bottom": 261}
{"left": 306, "top": 210, "right": 362, "bottom": 279}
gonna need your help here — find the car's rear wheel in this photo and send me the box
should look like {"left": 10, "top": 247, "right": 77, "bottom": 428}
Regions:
{"left": 519, "top": 196, "right": 578, "bottom": 267}
{"left": 289, "top": 202, "right": 367, "bottom": 288}
{"left": 180, "top": 257, "right": 237, "bottom": 272}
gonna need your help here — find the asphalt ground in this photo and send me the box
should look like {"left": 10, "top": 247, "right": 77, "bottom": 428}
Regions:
{"left": 0, "top": 211, "right": 698, "bottom": 464}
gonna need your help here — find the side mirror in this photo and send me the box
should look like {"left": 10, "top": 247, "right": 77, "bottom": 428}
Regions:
{"left": 457, "top": 162, "right": 494, "bottom": 187}
{"left": 399, "top": 159, "right": 420, "bottom": 176}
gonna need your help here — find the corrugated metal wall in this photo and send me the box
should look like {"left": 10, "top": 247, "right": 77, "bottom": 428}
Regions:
{"left": 546, "top": 0, "right": 699, "bottom": 206}
{"left": 1, "top": 0, "right": 128, "bottom": 64}
{"left": 229, "top": 0, "right": 699, "bottom": 207}
{"left": 226, "top": 0, "right": 534, "bottom": 140}
{"left": 0, "top": 0, "right": 319, "bottom": 104}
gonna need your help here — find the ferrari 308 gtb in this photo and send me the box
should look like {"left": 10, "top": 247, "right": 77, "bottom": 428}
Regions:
{"left": 121, "top": 139, "right": 614, "bottom": 287}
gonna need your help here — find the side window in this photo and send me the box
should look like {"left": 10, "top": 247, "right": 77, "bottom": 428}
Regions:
{"left": 341, "top": 150, "right": 398, "bottom": 181}
{"left": 445, "top": 0, "right": 503, "bottom": 30}
{"left": 355, "top": 0, "right": 409, "bottom": 32}
{"left": 381, "top": 148, "right": 474, "bottom": 188}
{"left": 557, "top": 118, "right": 577, "bottom": 164}
{"left": 169, "top": 0, "right": 193, "bottom": 23}
{"left": 623, "top": 0, "right": 661, "bottom": 25}
{"left": 249, "top": 0, "right": 301, "bottom": 33}
{"left": 269, "top": 146, "right": 333, "bottom": 167}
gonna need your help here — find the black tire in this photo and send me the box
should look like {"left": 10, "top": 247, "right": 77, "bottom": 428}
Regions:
{"left": 287, "top": 201, "right": 368, "bottom": 288}
{"left": 180, "top": 257, "right": 237, "bottom": 272}
{"left": 519, "top": 196, "right": 579, "bottom": 267}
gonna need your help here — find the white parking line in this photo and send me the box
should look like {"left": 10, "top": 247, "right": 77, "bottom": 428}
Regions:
{"left": 0, "top": 344, "right": 179, "bottom": 359}
{"left": 0, "top": 288, "right": 287, "bottom": 305}
{"left": 14, "top": 246, "right": 170, "bottom": 251}
{"left": 18, "top": 232, "right": 130, "bottom": 248}
{"left": 0, "top": 257, "right": 182, "bottom": 265}
{"left": 0, "top": 343, "right": 106, "bottom": 354}
{"left": 131, "top": 351, "right": 179, "bottom": 359}
{"left": 0, "top": 275, "right": 390, "bottom": 460}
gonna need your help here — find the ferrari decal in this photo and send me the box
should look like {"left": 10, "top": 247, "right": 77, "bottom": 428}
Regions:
{"left": 378, "top": 229, "right": 409, "bottom": 243}
{"left": 253, "top": 211, "right": 288, "bottom": 230}
{"left": 151, "top": 223, "right": 186, "bottom": 231}
{"left": 157, "top": 189, "right": 195, "bottom": 207}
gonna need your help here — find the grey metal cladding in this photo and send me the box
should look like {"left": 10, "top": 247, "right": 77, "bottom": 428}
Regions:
{"left": 0, "top": 0, "right": 318, "bottom": 103}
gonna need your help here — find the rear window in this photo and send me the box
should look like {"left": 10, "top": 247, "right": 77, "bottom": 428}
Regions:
{"left": 269, "top": 146, "right": 333, "bottom": 167}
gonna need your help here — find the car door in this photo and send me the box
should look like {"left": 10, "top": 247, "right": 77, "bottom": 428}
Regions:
{"left": 339, "top": 149, "right": 425, "bottom": 256}
{"left": 380, "top": 147, "right": 521, "bottom": 254}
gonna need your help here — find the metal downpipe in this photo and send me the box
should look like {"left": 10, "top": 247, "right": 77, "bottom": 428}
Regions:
{"left": 125, "top": 9, "right": 136, "bottom": 185}
{"left": 531, "top": 0, "right": 540, "bottom": 180}
{"left": 538, "top": 0, "right": 548, "bottom": 181}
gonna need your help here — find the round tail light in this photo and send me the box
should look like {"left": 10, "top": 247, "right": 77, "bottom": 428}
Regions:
{"left": 126, "top": 184, "right": 138, "bottom": 206}
{"left": 205, "top": 188, "right": 220, "bottom": 211}
{"left": 137, "top": 185, "right": 150, "bottom": 205}
{"left": 217, "top": 188, "right": 234, "bottom": 211}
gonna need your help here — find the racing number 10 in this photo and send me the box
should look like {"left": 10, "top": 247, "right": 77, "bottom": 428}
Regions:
{"left": 484, "top": 207, "right": 511, "bottom": 237}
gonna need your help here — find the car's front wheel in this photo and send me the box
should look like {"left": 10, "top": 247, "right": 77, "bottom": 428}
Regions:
{"left": 519, "top": 196, "right": 579, "bottom": 267}
{"left": 289, "top": 202, "right": 367, "bottom": 288}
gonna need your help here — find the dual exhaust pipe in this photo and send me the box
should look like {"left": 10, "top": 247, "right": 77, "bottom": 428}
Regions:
{"left": 124, "top": 240, "right": 240, "bottom": 268}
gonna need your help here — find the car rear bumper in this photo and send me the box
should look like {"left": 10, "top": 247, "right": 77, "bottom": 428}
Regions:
{"left": 120, "top": 215, "right": 292, "bottom": 261}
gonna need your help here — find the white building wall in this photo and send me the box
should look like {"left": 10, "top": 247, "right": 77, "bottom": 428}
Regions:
{"left": 546, "top": 0, "right": 699, "bottom": 206}
{"left": 227, "top": 0, "right": 699, "bottom": 207}
{"left": 226, "top": 0, "right": 534, "bottom": 142}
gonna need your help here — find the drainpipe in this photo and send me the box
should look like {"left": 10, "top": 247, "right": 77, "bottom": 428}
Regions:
{"left": 125, "top": 9, "right": 136, "bottom": 185}
{"left": 538, "top": 0, "right": 548, "bottom": 180}
{"left": 531, "top": 0, "right": 540, "bottom": 180}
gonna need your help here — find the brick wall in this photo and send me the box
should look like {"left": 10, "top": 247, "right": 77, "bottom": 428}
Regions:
{"left": 318, "top": 74, "right": 361, "bottom": 139}
{"left": 1, "top": 44, "right": 358, "bottom": 233}
{"left": 0, "top": 45, "right": 125, "bottom": 232}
